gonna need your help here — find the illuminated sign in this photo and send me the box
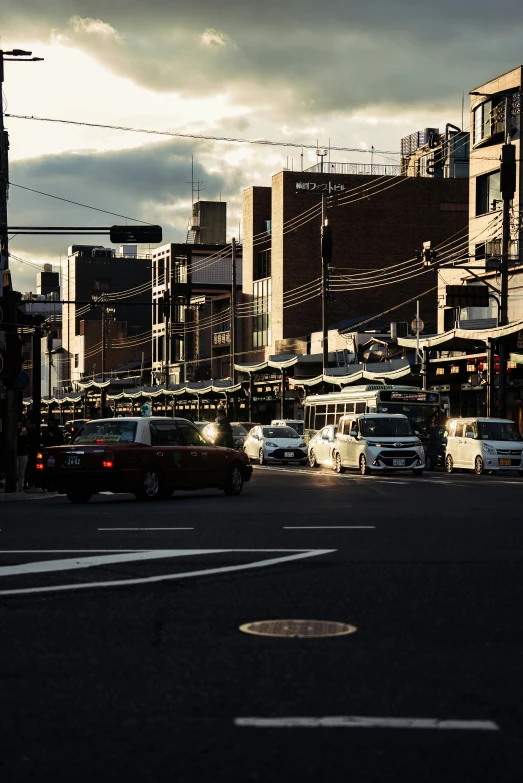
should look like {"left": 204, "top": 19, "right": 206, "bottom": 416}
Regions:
{"left": 380, "top": 391, "right": 439, "bottom": 404}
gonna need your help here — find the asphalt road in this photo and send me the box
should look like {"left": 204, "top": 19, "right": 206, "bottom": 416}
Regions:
{"left": 1, "top": 466, "right": 522, "bottom": 782}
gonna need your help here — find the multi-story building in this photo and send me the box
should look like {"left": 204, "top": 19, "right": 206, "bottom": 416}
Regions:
{"left": 151, "top": 241, "right": 243, "bottom": 384}
{"left": 60, "top": 245, "right": 152, "bottom": 390}
{"left": 242, "top": 165, "right": 469, "bottom": 363}
{"left": 401, "top": 126, "right": 470, "bottom": 180}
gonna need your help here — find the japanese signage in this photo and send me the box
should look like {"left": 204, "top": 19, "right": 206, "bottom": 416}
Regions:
{"left": 295, "top": 182, "right": 346, "bottom": 193}
{"left": 381, "top": 391, "right": 439, "bottom": 404}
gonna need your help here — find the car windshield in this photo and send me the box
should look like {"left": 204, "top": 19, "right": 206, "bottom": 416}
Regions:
{"left": 477, "top": 421, "right": 522, "bottom": 441}
{"left": 287, "top": 422, "right": 304, "bottom": 435}
{"left": 361, "top": 418, "right": 413, "bottom": 437}
{"left": 73, "top": 420, "right": 138, "bottom": 444}
{"left": 262, "top": 427, "right": 299, "bottom": 439}
{"left": 231, "top": 425, "right": 247, "bottom": 435}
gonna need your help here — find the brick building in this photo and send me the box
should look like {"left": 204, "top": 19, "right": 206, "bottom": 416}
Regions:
{"left": 242, "top": 168, "right": 469, "bottom": 362}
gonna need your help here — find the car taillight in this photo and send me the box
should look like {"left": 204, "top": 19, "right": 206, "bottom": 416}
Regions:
{"left": 36, "top": 461, "right": 44, "bottom": 471}
{"left": 102, "top": 460, "right": 114, "bottom": 469}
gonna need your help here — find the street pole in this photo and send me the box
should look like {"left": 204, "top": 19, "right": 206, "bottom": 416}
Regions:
{"left": 32, "top": 322, "right": 42, "bottom": 443}
{"left": 320, "top": 195, "right": 331, "bottom": 376}
{"left": 164, "top": 288, "right": 170, "bottom": 390}
{"left": 101, "top": 296, "right": 106, "bottom": 417}
{"left": 486, "top": 338, "right": 495, "bottom": 418}
{"left": 231, "top": 237, "right": 237, "bottom": 384}
{"left": 498, "top": 96, "right": 516, "bottom": 419}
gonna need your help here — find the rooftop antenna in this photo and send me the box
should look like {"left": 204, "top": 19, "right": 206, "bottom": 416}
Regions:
{"left": 187, "top": 156, "right": 204, "bottom": 207}
{"left": 316, "top": 146, "right": 328, "bottom": 173}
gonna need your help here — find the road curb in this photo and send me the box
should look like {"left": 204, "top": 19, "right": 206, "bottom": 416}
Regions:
{"left": 0, "top": 491, "right": 58, "bottom": 503}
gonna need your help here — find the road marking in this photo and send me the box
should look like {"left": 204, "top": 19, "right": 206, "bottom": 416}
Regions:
{"left": 98, "top": 528, "right": 194, "bottom": 531}
{"left": 234, "top": 716, "right": 499, "bottom": 731}
{"left": 0, "top": 549, "right": 334, "bottom": 596}
{"left": 284, "top": 526, "right": 375, "bottom": 530}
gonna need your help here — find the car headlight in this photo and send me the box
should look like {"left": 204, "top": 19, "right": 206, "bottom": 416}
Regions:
{"left": 265, "top": 441, "right": 278, "bottom": 448}
{"left": 298, "top": 441, "right": 306, "bottom": 448}
{"left": 366, "top": 441, "right": 381, "bottom": 447}
{"left": 483, "top": 443, "right": 496, "bottom": 455}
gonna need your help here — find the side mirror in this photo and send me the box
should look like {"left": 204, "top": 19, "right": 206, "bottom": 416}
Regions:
{"left": 350, "top": 430, "right": 358, "bottom": 438}
{"left": 465, "top": 431, "right": 474, "bottom": 439}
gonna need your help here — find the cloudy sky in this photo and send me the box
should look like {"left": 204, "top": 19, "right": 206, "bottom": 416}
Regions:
{"left": 3, "top": 0, "right": 523, "bottom": 291}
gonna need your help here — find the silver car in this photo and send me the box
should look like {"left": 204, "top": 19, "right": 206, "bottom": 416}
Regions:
{"left": 308, "top": 425, "right": 338, "bottom": 468}
{"left": 244, "top": 425, "right": 308, "bottom": 465}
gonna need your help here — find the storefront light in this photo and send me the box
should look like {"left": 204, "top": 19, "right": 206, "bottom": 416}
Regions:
{"left": 450, "top": 366, "right": 460, "bottom": 374}
{"left": 436, "top": 367, "right": 445, "bottom": 375}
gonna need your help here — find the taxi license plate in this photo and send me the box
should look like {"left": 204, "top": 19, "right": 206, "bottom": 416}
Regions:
{"left": 65, "top": 455, "right": 81, "bottom": 467}
{"left": 393, "top": 458, "right": 405, "bottom": 467}
{"left": 284, "top": 451, "right": 294, "bottom": 458}
{"left": 499, "top": 459, "right": 511, "bottom": 466}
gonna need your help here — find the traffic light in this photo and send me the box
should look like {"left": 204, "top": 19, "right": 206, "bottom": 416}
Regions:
{"left": 415, "top": 241, "right": 438, "bottom": 267}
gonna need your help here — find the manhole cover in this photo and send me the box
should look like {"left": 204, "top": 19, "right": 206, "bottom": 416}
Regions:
{"left": 239, "top": 619, "right": 357, "bottom": 638}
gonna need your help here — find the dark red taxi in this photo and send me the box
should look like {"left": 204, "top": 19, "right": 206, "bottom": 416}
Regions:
{"left": 37, "top": 417, "right": 253, "bottom": 504}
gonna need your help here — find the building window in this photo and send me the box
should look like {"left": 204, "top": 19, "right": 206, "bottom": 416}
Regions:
{"left": 74, "top": 354, "right": 79, "bottom": 368}
{"left": 476, "top": 170, "right": 501, "bottom": 216}
{"left": 253, "top": 277, "right": 272, "bottom": 348}
{"left": 254, "top": 249, "right": 271, "bottom": 281}
{"left": 473, "top": 99, "right": 505, "bottom": 146}
{"left": 264, "top": 219, "right": 272, "bottom": 235}
{"left": 93, "top": 278, "right": 110, "bottom": 293}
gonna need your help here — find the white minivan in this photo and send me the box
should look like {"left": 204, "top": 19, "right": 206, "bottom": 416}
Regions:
{"left": 332, "top": 413, "right": 425, "bottom": 476}
{"left": 445, "top": 417, "right": 523, "bottom": 476}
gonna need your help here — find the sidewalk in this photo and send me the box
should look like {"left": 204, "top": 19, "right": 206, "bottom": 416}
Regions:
{"left": 0, "top": 489, "right": 57, "bottom": 503}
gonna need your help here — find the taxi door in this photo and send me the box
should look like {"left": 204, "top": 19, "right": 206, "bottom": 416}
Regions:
{"left": 149, "top": 421, "right": 198, "bottom": 489}
{"left": 175, "top": 420, "right": 228, "bottom": 488}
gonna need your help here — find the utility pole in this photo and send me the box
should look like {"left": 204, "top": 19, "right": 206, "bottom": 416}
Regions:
{"left": 321, "top": 195, "right": 332, "bottom": 375}
{"left": 32, "top": 321, "right": 42, "bottom": 444}
{"left": 101, "top": 295, "right": 107, "bottom": 418}
{"left": 498, "top": 96, "right": 516, "bottom": 418}
{"left": 231, "top": 237, "right": 238, "bottom": 384}
{"left": 164, "top": 287, "right": 171, "bottom": 390}
{"left": 0, "top": 49, "right": 43, "bottom": 490}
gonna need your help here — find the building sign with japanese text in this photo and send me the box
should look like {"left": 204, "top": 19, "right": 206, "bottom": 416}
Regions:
{"left": 295, "top": 182, "right": 346, "bottom": 193}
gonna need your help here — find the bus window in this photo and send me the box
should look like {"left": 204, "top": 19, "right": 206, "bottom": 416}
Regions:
{"left": 304, "top": 407, "right": 311, "bottom": 429}
{"left": 326, "top": 403, "right": 336, "bottom": 425}
{"left": 314, "top": 404, "right": 326, "bottom": 430}
{"left": 355, "top": 402, "right": 366, "bottom": 413}
{"left": 346, "top": 402, "right": 355, "bottom": 414}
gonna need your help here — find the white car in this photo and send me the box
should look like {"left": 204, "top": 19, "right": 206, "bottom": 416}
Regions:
{"left": 271, "top": 419, "right": 304, "bottom": 436}
{"left": 333, "top": 413, "right": 425, "bottom": 475}
{"left": 308, "top": 425, "right": 338, "bottom": 468}
{"left": 244, "top": 425, "right": 308, "bottom": 465}
{"left": 445, "top": 417, "right": 523, "bottom": 476}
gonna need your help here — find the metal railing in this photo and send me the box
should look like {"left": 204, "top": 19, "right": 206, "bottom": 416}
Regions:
{"left": 305, "top": 161, "right": 401, "bottom": 176}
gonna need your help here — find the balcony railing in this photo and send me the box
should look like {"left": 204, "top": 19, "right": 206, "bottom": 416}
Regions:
{"left": 305, "top": 161, "right": 401, "bottom": 176}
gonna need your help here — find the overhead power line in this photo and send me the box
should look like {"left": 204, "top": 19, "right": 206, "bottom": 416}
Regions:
{"left": 5, "top": 113, "right": 401, "bottom": 155}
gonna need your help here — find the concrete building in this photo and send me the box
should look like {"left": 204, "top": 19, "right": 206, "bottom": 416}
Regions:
{"left": 242, "top": 167, "right": 469, "bottom": 364}
{"left": 401, "top": 126, "right": 470, "bottom": 180}
{"left": 186, "top": 200, "right": 227, "bottom": 244}
{"left": 151, "top": 241, "right": 243, "bottom": 385}
{"left": 60, "top": 245, "right": 152, "bottom": 391}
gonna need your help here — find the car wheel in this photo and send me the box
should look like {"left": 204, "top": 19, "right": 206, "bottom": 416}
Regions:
{"left": 135, "top": 468, "right": 163, "bottom": 501}
{"left": 334, "top": 452, "right": 346, "bottom": 474}
{"left": 66, "top": 489, "right": 92, "bottom": 504}
{"left": 445, "top": 454, "right": 454, "bottom": 474}
{"left": 309, "top": 449, "right": 318, "bottom": 468}
{"left": 474, "top": 456, "right": 485, "bottom": 476}
{"left": 359, "top": 454, "right": 370, "bottom": 476}
{"left": 259, "top": 449, "right": 266, "bottom": 466}
{"left": 223, "top": 464, "right": 244, "bottom": 496}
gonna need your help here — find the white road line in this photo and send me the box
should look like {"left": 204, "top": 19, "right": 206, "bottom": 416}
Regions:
{"left": 0, "top": 549, "right": 224, "bottom": 577}
{"left": 98, "top": 528, "right": 194, "bottom": 531}
{"left": 234, "top": 716, "right": 499, "bottom": 731}
{"left": 284, "top": 526, "right": 375, "bottom": 530}
{"left": 0, "top": 549, "right": 335, "bottom": 596}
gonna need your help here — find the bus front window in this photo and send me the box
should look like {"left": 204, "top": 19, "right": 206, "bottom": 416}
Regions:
{"left": 377, "top": 404, "right": 439, "bottom": 435}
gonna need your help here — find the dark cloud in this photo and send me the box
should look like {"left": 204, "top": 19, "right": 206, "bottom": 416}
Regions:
{"left": 3, "top": 1, "right": 523, "bottom": 115}
{"left": 8, "top": 138, "right": 246, "bottom": 264}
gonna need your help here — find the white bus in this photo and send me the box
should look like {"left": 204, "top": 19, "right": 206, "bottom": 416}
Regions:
{"left": 303, "top": 385, "right": 442, "bottom": 443}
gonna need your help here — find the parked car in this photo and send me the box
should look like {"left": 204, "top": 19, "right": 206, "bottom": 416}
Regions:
{"left": 308, "top": 425, "right": 338, "bottom": 468}
{"left": 243, "top": 425, "right": 307, "bottom": 465}
{"left": 37, "top": 417, "right": 253, "bottom": 503}
{"left": 332, "top": 413, "right": 425, "bottom": 475}
{"left": 234, "top": 421, "right": 260, "bottom": 433}
{"left": 271, "top": 419, "right": 304, "bottom": 436}
{"left": 444, "top": 417, "right": 523, "bottom": 475}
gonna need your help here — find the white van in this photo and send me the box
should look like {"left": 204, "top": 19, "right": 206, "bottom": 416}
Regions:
{"left": 333, "top": 413, "right": 425, "bottom": 476}
{"left": 445, "top": 417, "right": 523, "bottom": 476}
